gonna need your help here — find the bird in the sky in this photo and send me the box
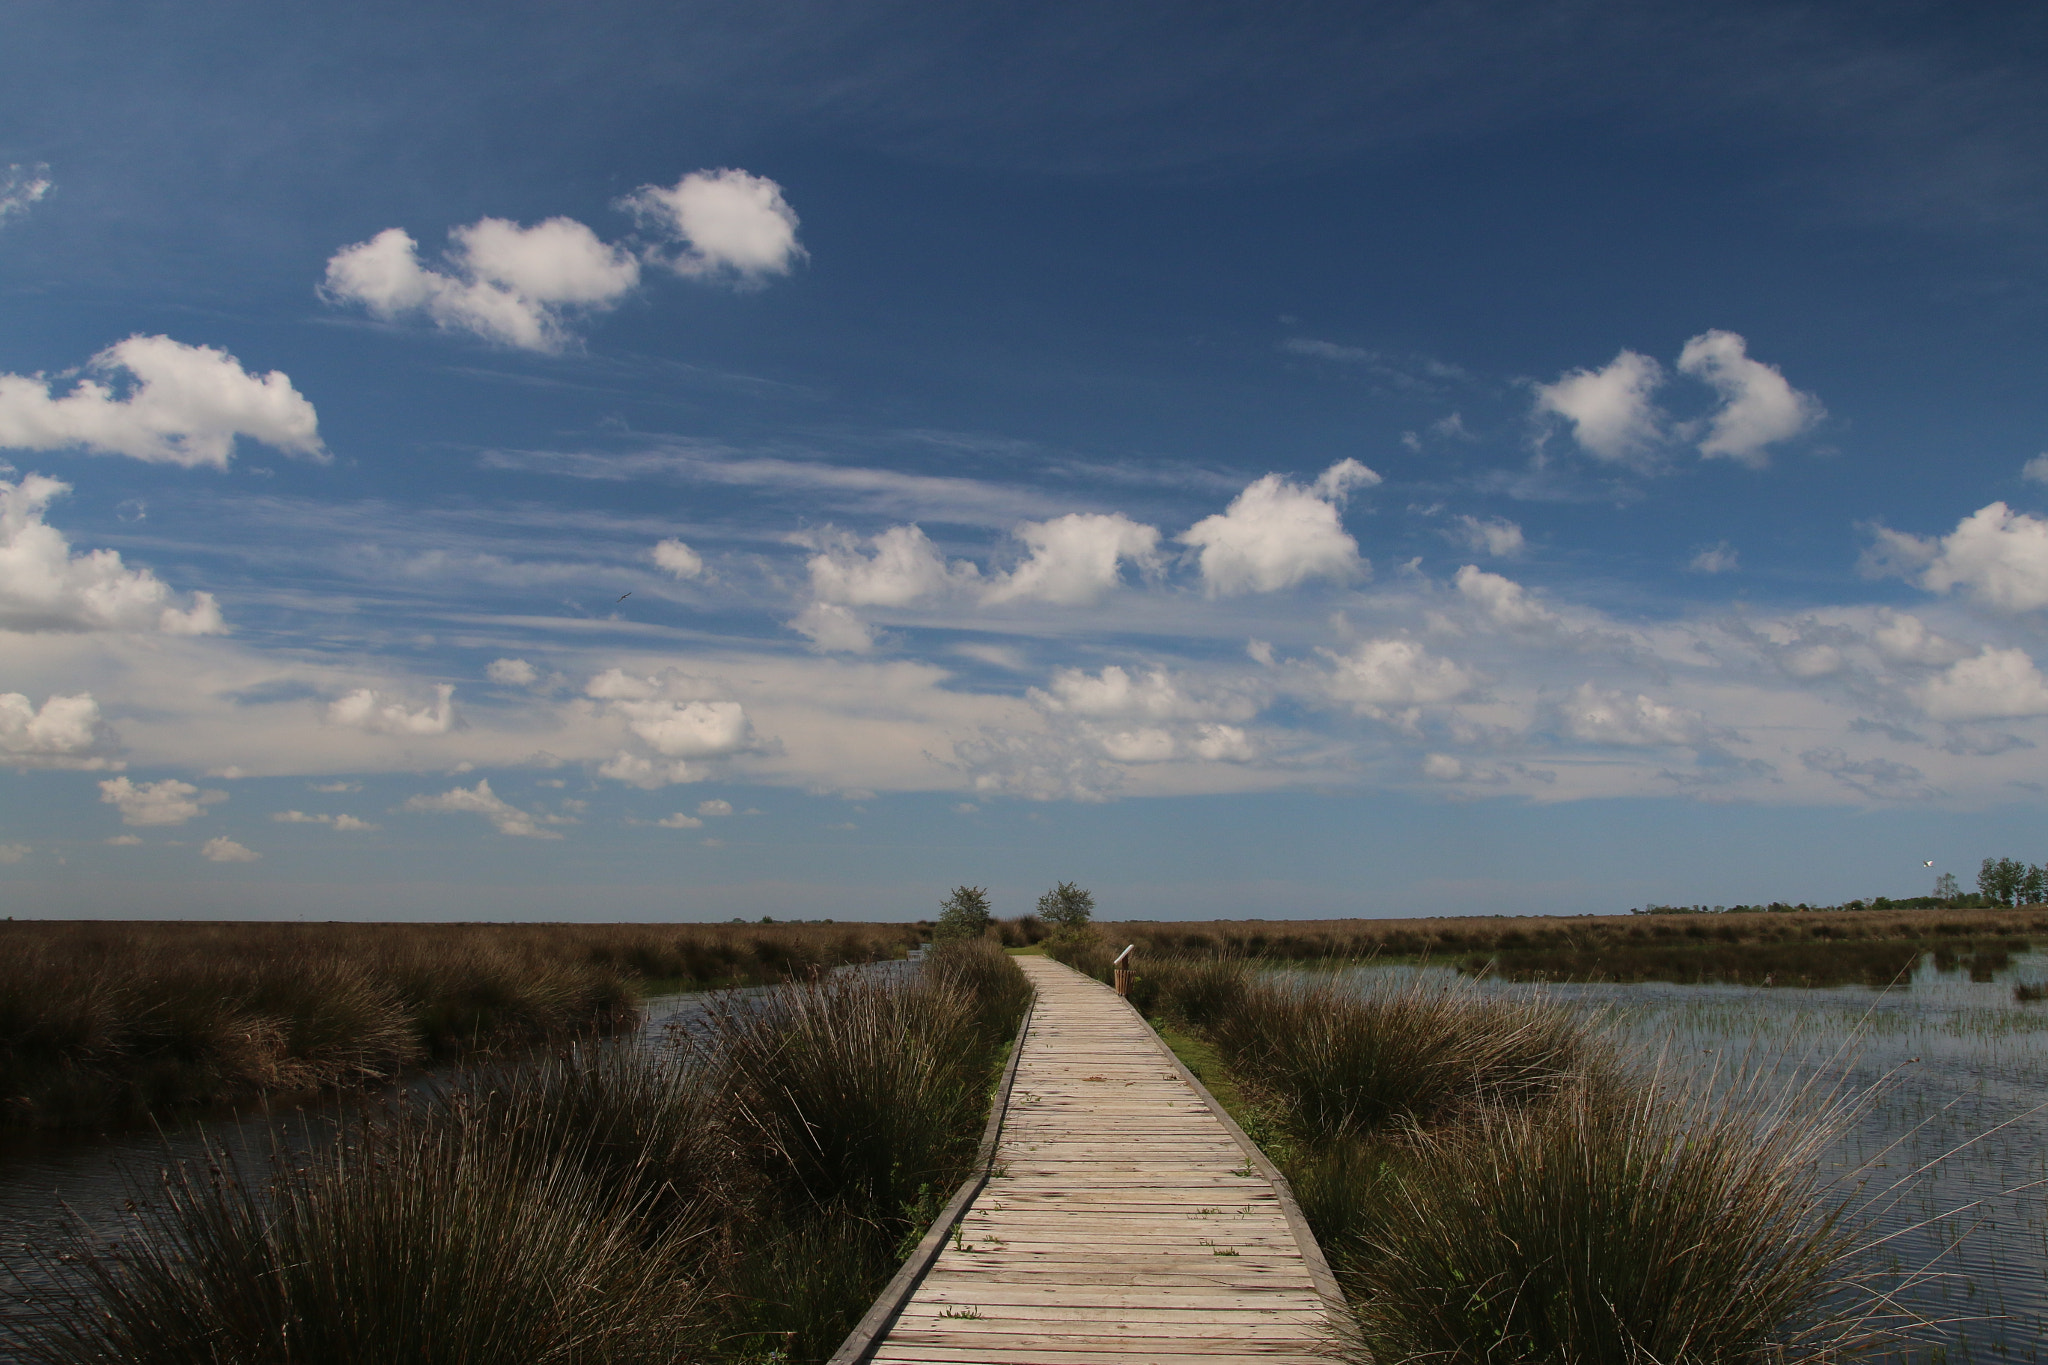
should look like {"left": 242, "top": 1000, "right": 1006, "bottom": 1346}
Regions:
{"left": 1923, "top": 860, "right": 1935, "bottom": 867}
{"left": 616, "top": 592, "right": 632, "bottom": 603}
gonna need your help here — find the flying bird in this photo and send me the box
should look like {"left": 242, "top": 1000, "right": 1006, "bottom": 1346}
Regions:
{"left": 616, "top": 592, "right": 632, "bottom": 603}
{"left": 1923, "top": 860, "right": 1935, "bottom": 867}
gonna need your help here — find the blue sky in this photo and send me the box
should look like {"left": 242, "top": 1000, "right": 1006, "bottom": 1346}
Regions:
{"left": 5, "top": 1, "right": 2048, "bottom": 920}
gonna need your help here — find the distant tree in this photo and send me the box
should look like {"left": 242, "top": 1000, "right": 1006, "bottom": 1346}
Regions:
{"left": 1933, "top": 871, "right": 1960, "bottom": 901}
{"left": 2024, "top": 864, "right": 2048, "bottom": 906}
{"left": 1036, "top": 881, "right": 1095, "bottom": 934}
{"left": 1979, "top": 857, "right": 2028, "bottom": 907}
{"left": 934, "top": 885, "right": 993, "bottom": 941}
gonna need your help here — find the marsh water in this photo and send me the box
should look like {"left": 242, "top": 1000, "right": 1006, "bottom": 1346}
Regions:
{"left": 1328, "top": 951, "right": 2048, "bottom": 1363}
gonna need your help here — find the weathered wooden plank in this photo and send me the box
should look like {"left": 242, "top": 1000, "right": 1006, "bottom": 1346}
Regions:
{"left": 855, "top": 957, "right": 1347, "bottom": 1365}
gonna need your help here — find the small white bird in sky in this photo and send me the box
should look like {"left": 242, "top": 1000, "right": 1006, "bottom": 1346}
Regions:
{"left": 1923, "top": 860, "right": 1935, "bottom": 867}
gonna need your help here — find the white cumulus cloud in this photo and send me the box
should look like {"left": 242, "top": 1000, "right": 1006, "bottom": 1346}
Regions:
{"left": 0, "top": 843, "right": 27, "bottom": 863}
{"left": 656, "top": 812, "right": 703, "bottom": 828}
{"left": 99, "top": 776, "right": 224, "bottom": 827}
{"left": 0, "top": 691, "right": 119, "bottom": 769}
{"left": 698, "top": 799, "right": 734, "bottom": 817}
{"left": 1560, "top": 684, "right": 1711, "bottom": 746}
{"left": 200, "top": 836, "right": 260, "bottom": 863}
{"left": 1676, "top": 330, "right": 1823, "bottom": 465}
{"left": 653, "top": 538, "right": 704, "bottom": 579}
{"left": 1913, "top": 646, "right": 2048, "bottom": 722}
{"left": 1181, "top": 460, "right": 1377, "bottom": 596}
{"left": 1322, "top": 638, "right": 1473, "bottom": 714}
{"left": 789, "top": 601, "right": 877, "bottom": 653}
{"left": 585, "top": 670, "right": 758, "bottom": 786}
{"left": 1, "top": 475, "right": 226, "bottom": 634}
{"left": 1533, "top": 350, "right": 1665, "bottom": 464}
{"left": 985, "top": 513, "right": 1160, "bottom": 606}
{"left": 2023, "top": 454, "right": 2048, "bottom": 485}
{"left": 1454, "top": 565, "right": 1558, "bottom": 629}
{"left": 486, "top": 658, "right": 539, "bottom": 686}
{"left": 327, "top": 684, "right": 456, "bottom": 736}
{"left": 1899, "top": 503, "right": 2048, "bottom": 613}
{"left": 1868, "top": 611, "right": 1963, "bottom": 666}
{"left": 1447, "top": 514, "right": 1525, "bottom": 558}
{"left": 621, "top": 168, "right": 805, "bottom": 283}
{"left": 807, "top": 525, "right": 972, "bottom": 607}
{"left": 403, "top": 779, "right": 562, "bottom": 839}
{"left": 323, "top": 218, "right": 640, "bottom": 352}
{"left": 0, "top": 336, "right": 322, "bottom": 469}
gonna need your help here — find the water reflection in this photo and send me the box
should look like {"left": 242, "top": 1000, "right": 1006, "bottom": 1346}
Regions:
{"left": 1325, "top": 950, "right": 2048, "bottom": 1362}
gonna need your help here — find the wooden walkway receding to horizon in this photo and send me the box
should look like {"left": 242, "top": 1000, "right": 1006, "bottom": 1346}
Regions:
{"left": 865, "top": 955, "right": 1343, "bottom": 1365}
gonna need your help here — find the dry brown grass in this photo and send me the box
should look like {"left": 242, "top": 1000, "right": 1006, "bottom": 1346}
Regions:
{"left": 0, "top": 920, "right": 920, "bottom": 1132}
{"left": 1108, "top": 903, "right": 2048, "bottom": 962}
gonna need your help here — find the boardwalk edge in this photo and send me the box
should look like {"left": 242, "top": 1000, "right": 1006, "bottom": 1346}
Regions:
{"left": 1118, "top": 982, "right": 1364, "bottom": 1356}
{"left": 826, "top": 987, "right": 1038, "bottom": 1365}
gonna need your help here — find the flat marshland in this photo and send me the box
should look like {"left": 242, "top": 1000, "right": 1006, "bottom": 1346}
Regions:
{"left": 0, "top": 919, "right": 922, "bottom": 1131}
{"left": 4, "top": 939, "right": 1031, "bottom": 1364}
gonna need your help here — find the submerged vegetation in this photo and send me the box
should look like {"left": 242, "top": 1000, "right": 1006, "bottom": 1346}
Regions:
{"left": 6, "top": 939, "right": 1031, "bottom": 1364}
{"left": 1061, "top": 945, "right": 1897, "bottom": 1361}
{"left": 0, "top": 919, "right": 923, "bottom": 1133}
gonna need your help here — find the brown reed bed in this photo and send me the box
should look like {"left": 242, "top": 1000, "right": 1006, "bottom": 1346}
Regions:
{"left": 1106, "top": 903, "right": 2048, "bottom": 963}
{"left": 0, "top": 919, "right": 921, "bottom": 1133}
{"left": 6, "top": 939, "right": 1033, "bottom": 1365}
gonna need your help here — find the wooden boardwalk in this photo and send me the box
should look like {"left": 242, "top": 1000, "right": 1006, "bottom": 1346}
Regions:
{"left": 865, "top": 956, "right": 1343, "bottom": 1365}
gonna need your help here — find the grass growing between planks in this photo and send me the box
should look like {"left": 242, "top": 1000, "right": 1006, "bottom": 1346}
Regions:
{"left": 0, "top": 919, "right": 922, "bottom": 1133}
{"left": 6, "top": 939, "right": 1033, "bottom": 1365}
{"left": 1114, "top": 952, "right": 1897, "bottom": 1363}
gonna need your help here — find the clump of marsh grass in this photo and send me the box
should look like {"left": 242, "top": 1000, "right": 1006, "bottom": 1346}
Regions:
{"left": 12, "top": 1107, "right": 712, "bottom": 1365}
{"left": 1339, "top": 1068, "right": 1880, "bottom": 1364}
{"left": 1204, "top": 971, "right": 1596, "bottom": 1143}
{"left": 699, "top": 965, "right": 990, "bottom": 1214}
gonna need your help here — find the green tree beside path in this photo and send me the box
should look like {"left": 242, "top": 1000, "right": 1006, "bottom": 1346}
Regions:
{"left": 934, "top": 885, "right": 993, "bottom": 941}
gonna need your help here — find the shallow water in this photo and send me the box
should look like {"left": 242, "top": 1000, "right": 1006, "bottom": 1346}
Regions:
{"left": 1326, "top": 953, "right": 2048, "bottom": 1362}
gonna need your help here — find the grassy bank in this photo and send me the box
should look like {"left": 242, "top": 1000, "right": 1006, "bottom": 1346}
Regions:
{"left": 6, "top": 939, "right": 1032, "bottom": 1365}
{"left": 1072, "top": 948, "right": 1893, "bottom": 1361}
{"left": 0, "top": 920, "right": 922, "bottom": 1133}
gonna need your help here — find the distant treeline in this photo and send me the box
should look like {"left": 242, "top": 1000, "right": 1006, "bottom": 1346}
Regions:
{"left": 1638, "top": 853, "right": 2047, "bottom": 916}
{"left": 0, "top": 919, "right": 922, "bottom": 1132}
